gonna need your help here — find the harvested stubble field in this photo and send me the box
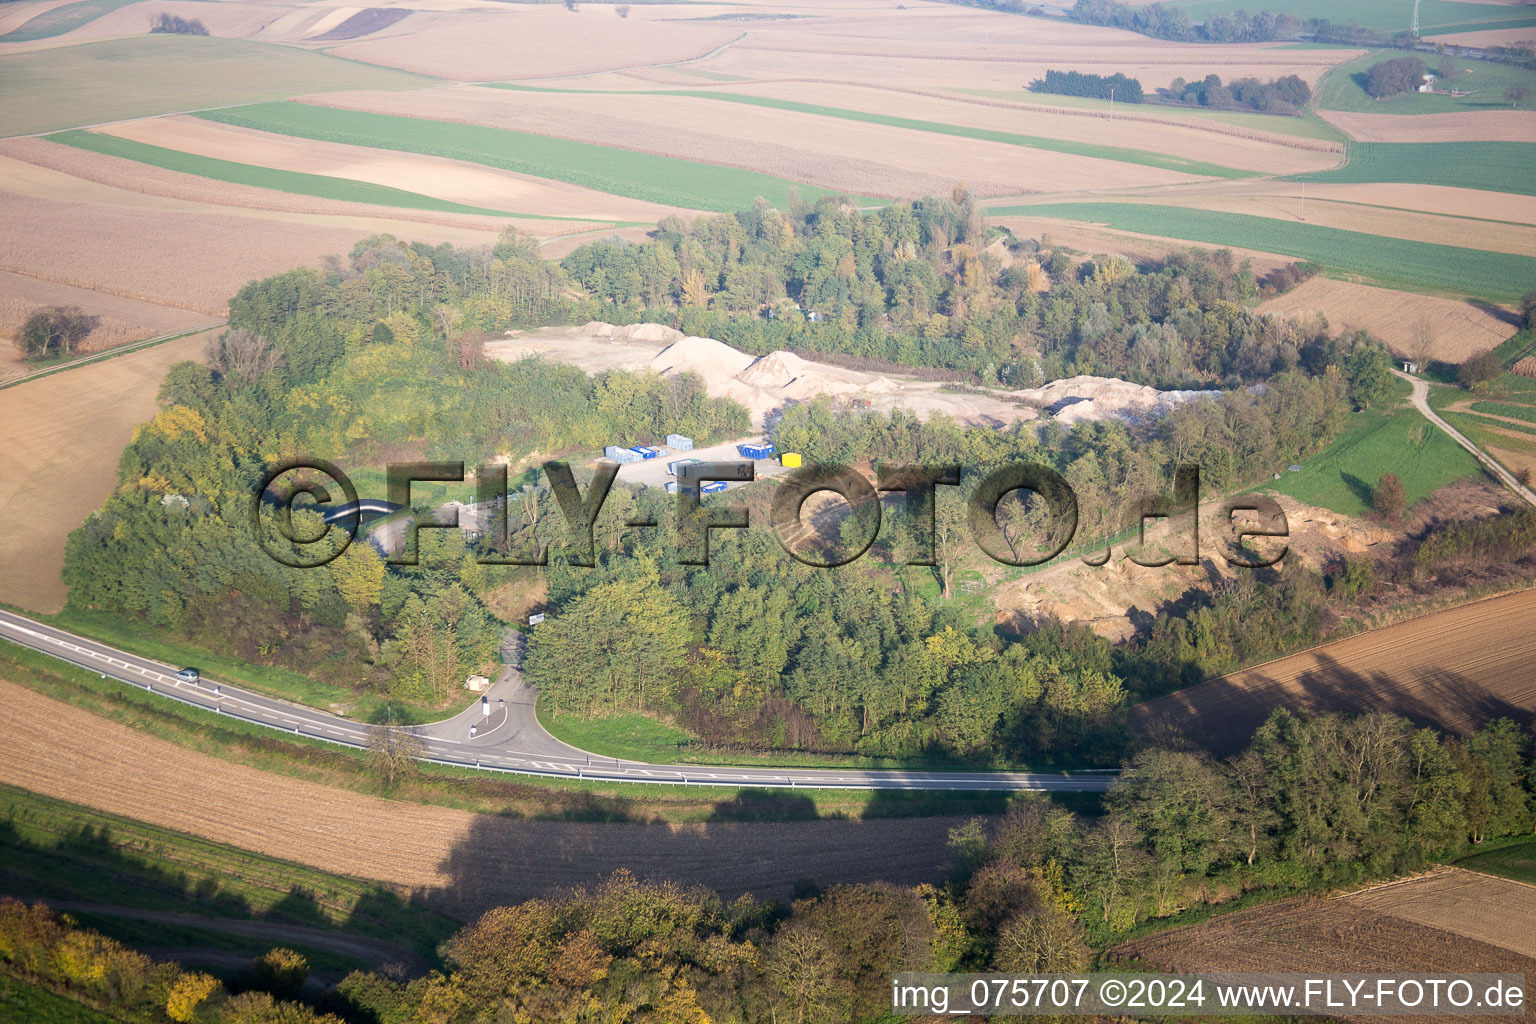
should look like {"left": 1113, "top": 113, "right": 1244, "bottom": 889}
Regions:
{"left": 0, "top": 269, "right": 212, "bottom": 380}
{"left": 1113, "top": 894, "right": 1536, "bottom": 1021}
{"left": 0, "top": 36, "right": 431, "bottom": 138}
{"left": 1319, "top": 109, "right": 1536, "bottom": 144}
{"left": 0, "top": 681, "right": 971, "bottom": 915}
{"left": 323, "top": 8, "right": 740, "bottom": 80}
{"left": 1346, "top": 868, "right": 1536, "bottom": 959}
{"left": 0, "top": 136, "right": 543, "bottom": 235}
{"left": 93, "top": 115, "right": 687, "bottom": 223}
{"left": 1422, "top": 25, "right": 1536, "bottom": 46}
{"left": 1257, "top": 278, "right": 1518, "bottom": 361}
{"left": 0, "top": 328, "right": 214, "bottom": 611}
{"left": 0, "top": 0, "right": 289, "bottom": 52}
{"left": 1130, "top": 589, "right": 1536, "bottom": 755}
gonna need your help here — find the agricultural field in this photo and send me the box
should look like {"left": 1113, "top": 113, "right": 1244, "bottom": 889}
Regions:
{"left": 0, "top": 680, "right": 977, "bottom": 913}
{"left": 1318, "top": 108, "right": 1536, "bottom": 142}
{"left": 0, "top": 36, "right": 432, "bottom": 137}
{"left": 1164, "top": 0, "right": 1536, "bottom": 35}
{"left": 1346, "top": 868, "right": 1536, "bottom": 959}
{"left": 985, "top": 201, "right": 1536, "bottom": 301}
{"left": 1458, "top": 837, "right": 1536, "bottom": 887}
{"left": 1114, "top": 886, "right": 1536, "bottom": 989}
{"left": 1431, "top": 371, "right": 1536, "bottom": 482}
{"left": 200, "top": 101, "right": 866, "bottom": 211}
{"left": 1317, "top": 50, "right": 1536, "bottom": 114}
{"left": 1257, "top": 277, "right": 1519, "bottom": 361}
{"left": 0, "top": 328, "right": 214, "bottom": 612}
{"left": 1129, "top": 588, "right": 1536, "bottom": 753}
{"left": 1292, "top": 141, "right": 1536, "bottom": 197}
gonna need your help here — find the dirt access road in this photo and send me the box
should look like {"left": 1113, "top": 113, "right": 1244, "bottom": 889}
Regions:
{"left": 1397, "top": 369, "right": 1536, "bottom": 509}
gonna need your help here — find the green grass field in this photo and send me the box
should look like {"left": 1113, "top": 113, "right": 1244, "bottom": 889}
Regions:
{"left": 199, "top": 101, "right": 870, "bottom": 212}
{"left": 1457, "top": 836, "right": 1536, "bottom": 886}
{"left": 1318, "top": 51, "right": 1536, "bottom": 114}
{"left": 0, "top": 37, "right": 432, "bottom": 138}
{"left": 1170, "top": 0, "right": 1535, "bottom": 33}
{"left": 0, "top": 0, "right": 138, "bottom": 42}
{"left": 949, "top": 87, "right": 1346, "bottom": 141}
{"left": 49, "top": 128, "right": 565, "bottom": 220}
{"left": 984, "top": 201, "right": 1536, "bottom": 303}
{"left": 0, "top": 976, "right": 119, "bottom": 1024}
{"left": 492, "top": 84, "right": 1257, "bottom": 178}
{"left": 1471, "top": 400, "right": 1536, "bottom": 424}
{"left": 1265, "top": 380, "right": 1480, "bottom": 515}
{"left": 1291, "top": 141, "right": 1536, "bottom": 196}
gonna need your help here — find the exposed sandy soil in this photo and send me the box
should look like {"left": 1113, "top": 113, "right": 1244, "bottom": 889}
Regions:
{"left": 0, "top": 329, "right": 215, "bottom": 612}
{"left": 1258, "top": 277, "right": 1518, "bottom": 361}
{"left": 324, "top": 8, "right": 740, "bottom": 80}
{"left": 1129, "top": 587, "right": 1536, "bottom": 754}
{"left": 0, "top": 681, "right": 972, "bottom": 914}
{"left": 96, "top": 115, "right": 693, "bottom": 222}
{"left": 319, "top": 85, "right": 1203, "bottom": 197}
{"left": 1319, "top": 108, "right": 1536, "bottom": 143}
{"left": 0, "top": 136, "right": 548, "bottom": 235}
{"left": 0, "top": 270, "right": 213, "bottom": 381}
{"left": 1347, "top": 868, "right": 1536, "bottom": 960}
{"left": 1113, "top": 893, "right": 1536, "bottom": 1020}
{"left": 492, "top": 321, "right": 1214, "bottom": 429}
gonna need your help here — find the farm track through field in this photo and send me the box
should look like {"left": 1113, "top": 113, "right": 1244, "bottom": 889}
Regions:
{"left": 0, "top": 681, "right": 976, "bottom": 914}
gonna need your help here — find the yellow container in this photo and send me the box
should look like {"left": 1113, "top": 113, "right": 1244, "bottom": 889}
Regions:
{"left": 780, "top": 452, "right": 802, "bottom": 468}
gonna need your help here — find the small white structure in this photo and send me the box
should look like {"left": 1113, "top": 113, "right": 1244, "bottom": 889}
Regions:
{"left": 1403, "top": 360, "right": 1419, "bottom": 373}
{"left": 465, "top": 674, "right": 491, "bottom": 692}
{"left": 1418, "top": 73, "right": 1436, "bottom": 93}
{"left": 528, "top": 612, "right": 546, "bottom": 626}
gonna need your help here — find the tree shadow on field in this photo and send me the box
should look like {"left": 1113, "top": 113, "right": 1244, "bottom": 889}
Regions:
{"left": 413, "top": 794, "right": 986, "bottom": 919}
{"left": 1129, "top": 650, "right": 1536, "bottom": 758}
{"left": 1341, "top": 471, "right": 1376, "bottom": 509}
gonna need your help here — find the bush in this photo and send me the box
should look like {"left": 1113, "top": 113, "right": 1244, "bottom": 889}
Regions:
{"left": 1458, "top": 349, "right": 1504, "bottom": 389}
{"left": 1365, "top": 56, "right": 1427, "bottom": 99}
{"left": 150, "top": 12, "right": 209, "bottom": 34}
{"left": 1028, "top": 69, "right": 1143, "bottom": 102}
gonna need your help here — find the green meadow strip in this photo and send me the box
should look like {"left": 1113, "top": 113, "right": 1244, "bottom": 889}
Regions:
{"left": 490, "top": 82, "right": 1259, "bottom": 179}
{"left": 1291, "top": 142, "right": 1536, "bottom": 197}
{"left": 47, "top": 129, "right": 581, "bottom": 220}
{"left": 197, "top": 102, "right": 867, "bottom": 211}
{"left": 985, "top": 202, "right": 1536, "bottom": 303}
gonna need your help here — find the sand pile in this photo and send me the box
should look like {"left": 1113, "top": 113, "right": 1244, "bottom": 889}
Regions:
{"left": 1014, "top": 375, "right": 1218, "bottom": 426}
{"left": 494, "top": 325, "right": 1213, "bottom": 429}
{"left": 650, "top": 335, "right": 757, "bottom": 376}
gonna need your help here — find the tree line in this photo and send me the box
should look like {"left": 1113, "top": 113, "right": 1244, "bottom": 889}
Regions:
{"left": 5, "top": 709, "right": 1532, "bottom": 1024}
{"left": 1162, "top": 72, "right": 1311, "bottom": 114}
{"left": 1027, "top": 70, "right": 1144, "bottom": 102}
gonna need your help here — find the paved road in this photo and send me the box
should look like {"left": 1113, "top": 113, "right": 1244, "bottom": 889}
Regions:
{"left": 1395, "top": 370, "right": 1536, "bottom": 510}
{"left": 0, "top": 609, "right": 1114, "bottom": 792}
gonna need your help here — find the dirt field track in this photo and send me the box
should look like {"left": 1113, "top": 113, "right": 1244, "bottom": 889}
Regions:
{"left": 0, "top": 329, "right": 215, "bottom": 613}
{"left": 1130, "top": 588, "right": 1536, "bottom": 754}
{"left": 0, "top": 681, "right": 969, "bottom": 916}
{"left": 1115, "top": 888, "right": 1536, "bottom": 1022}
{"left": 1347, "top": 868, "right": 1536, "bottom": 960}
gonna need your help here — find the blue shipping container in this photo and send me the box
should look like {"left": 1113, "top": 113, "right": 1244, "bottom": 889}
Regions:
{"left": 738, "top": 443, "right": 775, "bottom": 460}
{"left": 701, "top": 480, "right": 728, "bottom": 494}
{"left": 630, "top": 446, "right": 661, "bottom": 460}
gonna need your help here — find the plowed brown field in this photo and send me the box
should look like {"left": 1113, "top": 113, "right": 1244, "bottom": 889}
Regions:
{"left": 0, "top": 682, "right": 968, "bottom": 915}
{"left": 1114, "top": 893, "right": 1536, "bottom": 1022}
{"left": 1347, "top": 868, "right": 1536, "bottom": 959}
{"left": 1130, "top": 589, "right": 1536, "bottom": 754}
